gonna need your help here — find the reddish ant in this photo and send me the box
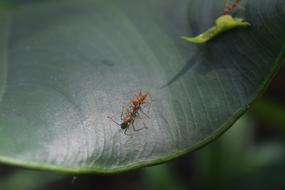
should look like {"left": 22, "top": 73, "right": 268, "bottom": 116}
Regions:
{"left": 224, "top": 0, "right": 241, "bottom": 15}
{"left": 129, "top": 90, "right": 151, "bottom": 117}
{"left": 108, "top": 91, "right": 150, "bottom": 135}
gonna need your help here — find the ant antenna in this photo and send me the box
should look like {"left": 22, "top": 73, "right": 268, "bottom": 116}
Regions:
{"left": 107, "top": 116, "right": 121, "bottom": 126}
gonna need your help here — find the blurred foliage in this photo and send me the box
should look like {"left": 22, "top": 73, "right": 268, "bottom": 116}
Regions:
{"left": 0, "top": 0, "right": 16, "bottom": 12}
{"left": 142, "top": 164, "right": 186, "bottom": 190}
{"left": 0, "top": 170, "right": 65, "bottom": 190}
{"left": 251, "top": 98, "right": 285, "bottom": 132}
{"left": 193, "top": 114, "right": 285, "bottom": 190}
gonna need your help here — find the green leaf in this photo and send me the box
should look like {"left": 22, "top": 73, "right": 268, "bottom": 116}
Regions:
{"left": 0, "top": 0, "right": 284, "bottom": 173}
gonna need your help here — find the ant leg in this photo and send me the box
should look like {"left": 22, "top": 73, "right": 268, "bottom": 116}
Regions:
{"left": 123, "top": 128, "right": 133, "bottom": 137}
{"left": 124, "top": 128, "right": 128, "bottom": 135}
{"left": 132, "top": 122, "right": 143, "bottom": 131}
{"left": 120, "top": 106, "right": 130, "bottom": 120}
{"left": 132, "top": 118, "right": 148, "bottom": 131}
{"left": 139, "top": 108, "right": 150, "bottom": 118}
{"left": 139, "top": 119, "right": 148, "bottom": 130}
{"left": 140, "top": 100, "right": 151, "bottom": 116}
{"left": 120, "top": 106, "right": 124, "bottom": 120}
{"left": 146, "top": 102, "right": 152, "bottom": 115}
{"left": 145, "top": 93, "right": 152, "bottom": 115}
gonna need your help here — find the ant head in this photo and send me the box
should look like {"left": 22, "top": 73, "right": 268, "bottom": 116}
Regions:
{"left": 121, "top": 123, "right": 128, "bottom": 130}
{"left": 133, "top": 99, "right": 139, "bottom": 104}
{"left": 139, "top": 94, "right": 147, "bottom": 102}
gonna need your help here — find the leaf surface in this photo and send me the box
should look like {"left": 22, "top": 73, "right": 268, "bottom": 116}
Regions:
{"left": 0, "top": 0, "right": 284, "bottom": 173}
